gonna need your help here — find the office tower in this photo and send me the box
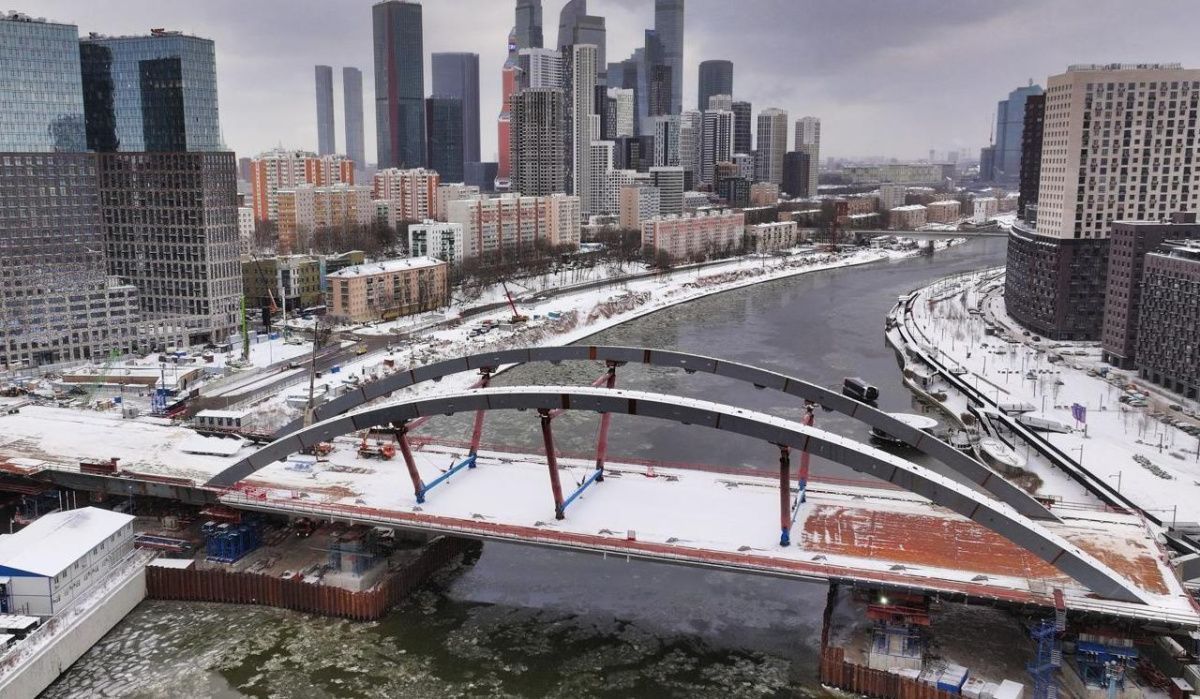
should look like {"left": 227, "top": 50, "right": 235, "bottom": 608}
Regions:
{"left": 993, "top": 82, "right": 1044, "bottom": 182}
{"left": 566, "top": 44, "right": 598, "bottom": 205}
{"left": 731, "top": 100, "right": 752, "bottom": 158}
{"left": 432, "top": 52, "right": 481, "bottom": 167}
{"left": 650, "top": 166, "right": 684, "bottom": 215}
{"left": 342, "top": 67, "right": 366, "bottom": 170}
{"left": 678, "top": 109, "right": 701, "bottom": 189}
{"left": 515, "top": 0, "right": 543, "bottom": 50}
{"left": 99, "top": 152, "right": 241, "bottom": 344}
{"left": 652, "top": 115, "right": 680, "bottom": 166}
{"left": 249, "top": 149, "right": 355, "bottom": 221}
{"left": 643, "top": 29, "right": 672, "bottom": 119}
{"left": 1016, "top": 94, "right": 1044, "bottom": 222}
{"left": 607, "top": 87, "right": 635, "bottom": 138}
{"left": 558, "top": 0, "right": 605, "bottom": 75}
{"left": 0, "top": 13, "right": 86, "bottom": 152}
{"left": 463, "top": 162, "right": 498, "bottom": 193}
{"left": 654, "top": 0, "right": 684, "bottom": 115}
{"left": 518, "top": 48, "right": 563, "bottom": 89}
{"left": 978, "top": 145, "right": 996, "bottom": 181}
{"left": 509, "top": 88, "right": 567, "bottom": 196}
{"left": 425, "top": 97, "right": 464, "bottom": 182}
{"left": 782, "top": 151, "right": 811, "bottom": 198}
{"left": 755, "top": 108, "right": 788, "bottom": 185}
{"left": 314, "top": 65, "right": 335, "bottom": 155}
{"left": 238, "top": 156, "right": 252, "bottom": 181}
{"left": 373, "top": 0, "right": 425, "bottom": 169}
{"left": 707, "top": 93, "right": 733, "bottom": 112}
{"left": 1006, "top": 64, "right": 1200, "bottom": 341}
{"left": 697, "top": 60, "right": 733, "bottom": 112}
{"left": 794, "top": 116, "right": 820, "bottom": 197}
{"left": 700, "top": 110, "right": 733, "bottom": 186}
{"left": 79, "top": 30, "right": 221, "bottom": 152}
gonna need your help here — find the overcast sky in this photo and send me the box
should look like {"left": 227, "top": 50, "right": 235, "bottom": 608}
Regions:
{"left": 21, "top": 0, "right": 1200, "bottom": 163}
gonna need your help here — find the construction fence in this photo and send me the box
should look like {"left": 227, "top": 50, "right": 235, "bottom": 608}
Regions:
{"left": 820, "top": 646, "right": 964, "bottom": 699}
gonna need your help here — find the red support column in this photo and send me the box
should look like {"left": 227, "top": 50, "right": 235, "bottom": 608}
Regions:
{"left": 539, "top": 409, "right": 566, "bottom": 519}
{"left": 467, "top": 369, "right": 492, "bottom": 460}
{"left": 593, "top": 364, "right": 617, "bottom": 480}
{"left": 779, "top": 445, "right": 792, "bottom": 546}
{"left": 394, "top": 422, "right": 426, "bottom": 504}
{"left": 799, "top": 403, "right": 814, "bottom": 504}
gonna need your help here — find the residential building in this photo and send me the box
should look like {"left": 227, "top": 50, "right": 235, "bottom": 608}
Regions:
{"left": 373, "top": 0, "right": 426, "bottom": 169}
{"left": 619, "top": 184, "right": 660, "bottom": 230}
{"left": 515, "top": 0, "right": 544, "bottom": 50}
{"left": 755, "top": 108, "right": 788, "bottom": 185}
{"left": 992, "top": 82, "right": 1044, "bottom": 182}
{"left": 408, "top": 220, "right": 466, "bottom": 266}
{"left": 840, "top": 163, "right": 954, "bottom": 186}
{"left": 566, "top": 44, "right": 598, "bottom": 208}
{"left": 793, "top": 116, "right": 820, "bottom": 197}
{"left": 697, "top": 60, "right": 733, "bottom": 112}
{"left": 99, "top": 152, "right": 242, "bottom": 345}
{"left": 1016, "top": 93, "right": 1044, "bottom": 221}
{"left": 971, "top": 197, "right": 997, "bottom": 224}
{"left": 732, "top": 153, "right": 753, "bottom": 181}
{"left": 373, "top": 167, "right": 440, "bottom": 223}
{"left": 343, "top": 67, "right": 366, "bottom": 170}
{"left": 275, "top": 183, "right": 374, "bottom": 252}
{"left": 328, "top": 257, "right": 448, "bottom": 323}
{"left": 315, "top": 65, "right": 335, "bottom": 155}
{"left": 1101, "top": 217, "right": 1200, "bottom": 368}
{"left": 782, "top": 151, "right": 811, "bottom": 198}
{"left": 607, "top": 87, "right": 635, "bottom": 138}
{"left": 518, "top": 48, "right": 563, "bottom": 89}
{"left": 649, "top": 166, "right": 684, "bottom": 215}
{"left": 446, "top": 193, "right": 581, "bottom": 259}
{"left": 682, "top": 190, "right": 711, "bottom": 211}
{"left": 431, "top": 52, "right": 481, "bottom": 168}
{"left": 732, "top": 101, "right": 752, "bottom": 158}
{"left": 241, "top": 255, "right": 323, "bottom": 310}
{"left": 926, "top": 200, "right": 961, "bottom": 224}
{"left": 436, "top": 183, "right": 481, "bottom": 221}
{"left": 508, "top": 87, "right": 567, "bottom": 196}
{"left": 1007, "top": 64, "right": 1200, "bottom": 340}
{"left": 641, "top": 209, "right": 745, "bottom": 262}
{"left": 653, "top": 0, "right": 684, "bottom": 115}
{"left": 652, "top": 115, "right": 680, "bottom": 166}
{"left": 238, "top": 205, "right": 255, "bottom": 255}
{"left": 425, "top": 96, "right": 464, "bottom": 182}
{"left": 889, "top": 205, "right": 927, "bottom": 230}
{"left": 249, "top": 149, "right": 354, "bottom": 221}
{"left": 496, "top": 61, "right": 518, "bottom": 184}
{"left": 746, "top": 220, "right": 798, "bottom": 253}
{"left": 0, "top": 507, "right": 134, "bottom": 617}
{"left": 1134, "top": 240, "right": 1200, "bottom": 399}
{"left": 604, "top": 168, "right": 648, "bottom": 217}
{"left": 678, "top": 110, "right": 701, "bottom": 187}
{"left": 700, "top": 109, "right": 733, "bottom": 186}
{"left": 707, "top": 93, "right": 733, "bottom": 112}
{"left": 879, "top": 183, "right": 905, "bottom": 212}
{"left": 557, "top": 0, "right": 605, "bottom": 74}
{"left": 719, "top": 177, "right": 750, "bottom": 208}
{"left": 0, "top": 13, "right": 86, "bottom": 152}
{"left": 79, "top": 30, "right": 221, "bottom": 153}
{"left": 749, "top": 182, "right": 780, "bottom": 207}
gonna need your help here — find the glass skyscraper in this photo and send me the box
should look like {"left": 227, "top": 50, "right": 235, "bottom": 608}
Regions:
{"left": 425, "top": 96, "right": 464, "bottom": 183}
{"left": 0, "top": 13, "right": 86, "bottom": 152}
{"left": 431, "top": 52, "right": 481, "bottom": 167}
{"left": 373, "top": 1, "right": 426, "bottom": 169}
{"left": 653, "top": 0, "right": 684, "bottom": 115}
{"left": 79, "top": 31, "right": 221, "bottom": 152}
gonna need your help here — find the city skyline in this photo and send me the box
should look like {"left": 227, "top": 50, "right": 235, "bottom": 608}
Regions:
{"left": 20, "top": 0, "right": 1200, "bottom": 165}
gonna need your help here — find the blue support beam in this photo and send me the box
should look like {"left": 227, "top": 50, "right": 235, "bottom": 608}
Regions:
{"left": 418, "top": 455, "right": 477, "bottom": 502}
{"left": 559, "top": 468, "right": 604, "bottom": 517}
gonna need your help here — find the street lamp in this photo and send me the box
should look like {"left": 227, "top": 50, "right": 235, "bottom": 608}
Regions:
{"left": 1145, "top": 506, "right": 1178, "bottom": 530}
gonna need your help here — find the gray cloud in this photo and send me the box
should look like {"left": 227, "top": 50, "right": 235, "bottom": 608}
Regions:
{"left": 20, "top": 0, "right": 1200, "bottom": 162}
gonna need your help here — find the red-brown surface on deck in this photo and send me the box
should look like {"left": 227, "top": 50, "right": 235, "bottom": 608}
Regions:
{"left": 801, "top": 504, "right": 1069, "bottom": 583}
{"left": 1070, "top": 534, "right": 1169, "bottom": 595}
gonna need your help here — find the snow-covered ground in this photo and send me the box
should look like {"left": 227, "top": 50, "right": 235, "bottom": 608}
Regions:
{"left": 904, "top": 270, "right": 1200, "bottom": 525}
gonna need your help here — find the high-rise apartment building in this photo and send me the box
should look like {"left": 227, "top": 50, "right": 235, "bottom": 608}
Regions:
{"left": 652, "top": 115, "right": 680, "bottom": 167}
{"left": 619, "top": 183, "right": 660, "bottom": 229}
{"left": 447, "top": 193, "right": 580, "bottom": 259}
{"left": 275, "top": 183, "right": 375, "bottom": 253}
{"left": 557, "top": 0, "right": 605, "bottom": 75}
{"left": 0, "top": 13, "right": 86, "bottom": 152}
{"left": 343, "top": 67, "right": 366, "bottom": 170}
{"left": 1016, "top": 93, "right": 1044, "bottom": 221}
{"left": 432, "top": 52, "right": 481, "bottom": 168}
{"left": 782, "top": 151, "right": 811, "bottom": 198}
{"left": 993, "top": 82, "right": 1044, "bottom": 182}
{"left": 641, "top": 209, "right": 745, "bottom": 262}
{"left": 755, "top": 108, "right": 788, "bottom": 185}
{"left": 515, "top": 0, "right": 544, "bottom": 50}
{"left": 794, "top": 116, "right": 820, "bottom": 197}
{"left": 425, "top": 96, "right": 464, "bottom": 183}
{"left": 373, "top": 167, "right": 441, "bottom": 223}
{"left": 607, "top": 88, "right": 635, "bottom": 138}
{"left": 509, "top": 87, "right": 567, "bottom": 196}
{"left": 373, "top": 0, "right": 425, "bottom": 169}
{"left": 1134, "top": 240, "right": 1200, "bottom": 398}
{"left": 496, "top": 60, "right": 519, "bottom": 184}
{"left": 700, "top": 109, "right": 733, "bottom": 186}
{"left": 80, "top": 30, "right": 221, "bottom": 152}
{"left": 650, "top": 166, "right": 684, "bottom": 215}
{"left": 731, "top": 101, "right": 752, "bottom": 158}
{"left": 408, "top": 221, "right": 466, "bottom": 266}
{"left": 1007, "top": 64, "right": 1200, "bottom": 340}
{"left": 518, "top": 48, "right": 563, "bottom": 89}
{"left": 249, "top": 149, "right": 354, "bottom": 222}
{"left": 314, "top": 65, "right": 335, "bottom": 155}
{"left": 653, "top": 0, "right": 684, "bottom": 115}
{"left": 678, "top": 110, "right": 701, "bottom": 188}
{"left": 707, "top": 94, "right": 733, "bottom": 112}
{"left": 697, "top": 60, "right": 733, "bottom": 112}
{"left": 566, "top": 44, "right": 598, "bottom": 207}
{"left": 588, "top": 140, "right": 616, "bottom": 214}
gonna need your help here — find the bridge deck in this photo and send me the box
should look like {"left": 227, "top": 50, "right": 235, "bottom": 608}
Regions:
{"left": 0, "top": 405, "right": 1195, "bottom": 626}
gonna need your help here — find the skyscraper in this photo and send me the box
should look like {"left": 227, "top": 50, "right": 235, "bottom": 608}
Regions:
{"left": 373, "top": 0, "right": 425, "bottom": 169}
{"left": 731, "top": 100, "right": 752, "bottom": 156}
{"left": 509, "top": 88, "right": 566, "bottom": 196}
{"left": 515, "top": 0, "right": 543, "bottom": 50}
{"left": 794, "top": 116, "right": 820, "bottom": 197}
{"left": 701, "top": 109, "right": 733, "bottom": 187}
{"left": 432, "top": 53, "right": 481, "bottom": 167}
{"left": 557, "top": 0, "right": 605, "bottom": 76}
{"left": 0, "top": 13, "right": 85, "bottom": 152}
{"left": 426, "top": 97, "right": 464, "bottom": 182}
{"left": 782, "top": 151, "right": 811, "bottom": 198}
{"left": 653, "top": 0, "right": 684, "bottom": 115}
{"left": 755, "top": 108, "right": 787, "bottom": 185}
{"left": 697, "top": 60, "right": 733, "bottom": 112}
{"left": 518, "top": 48, "right": 563, "bottom": 89}
{"left": 80, "top": 30, "right": 221, "bottom": 152}
{"left": 993, "top": 82, "right": 1044, "bottom": 182}
{"left": 343, "top": 67, "right": 366, "bottom": 169}
{"left": 566, "top": 44, "right": 598, "bottom": 208}
{"left": 315, "top": 65, "right": 335, "bottom": 155}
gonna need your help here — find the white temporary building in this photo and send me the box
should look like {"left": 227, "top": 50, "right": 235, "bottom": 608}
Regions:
{"left": 0, "top": 507, "right": 134, "bottom": 616}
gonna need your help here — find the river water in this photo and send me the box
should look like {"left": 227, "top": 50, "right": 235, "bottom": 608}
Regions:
{"left": 47, "top": 237, "right": 1006, "bottom": 698}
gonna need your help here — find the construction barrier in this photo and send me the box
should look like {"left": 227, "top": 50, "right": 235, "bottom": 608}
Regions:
{"left": 819, "top": 646, "right": 962, "bottom": 699}
{"left": 146, "top": 536, "right": 478, "bottom": 621}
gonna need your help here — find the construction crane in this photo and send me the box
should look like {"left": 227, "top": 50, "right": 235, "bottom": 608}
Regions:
{"left": 501, "top": 281, "right": 528, "bottom": 323}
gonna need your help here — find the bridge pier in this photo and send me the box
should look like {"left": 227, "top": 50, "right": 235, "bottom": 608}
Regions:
{"left": 467, "top": 369, "right": 493, "bottom": 458}
{"left": 593, "top": 362, "right": 620, "bottom": 481}
{"left": 538, "top": 409, "right": 566, "bottom": 519}
{"left": 393, "top": 421, "right": 426, "bottom": 504}
{"left": 799, "top": 403, "right": 814, "bottom": 504}
{"left": 779, "top": 446, "right": 792, "bottom": 546}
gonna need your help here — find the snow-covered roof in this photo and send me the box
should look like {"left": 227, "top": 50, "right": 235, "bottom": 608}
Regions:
{"left": 0, "top": 507, "right": 133, "bottom": 578}
{"left": 327, "top": 257, "right": 445, "bottom": 278}
{"left": 891, "top": 204, "right": 927, "bottom": 212}
{"left": 195, "top": 409, "right": 249, "bottom": 421}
